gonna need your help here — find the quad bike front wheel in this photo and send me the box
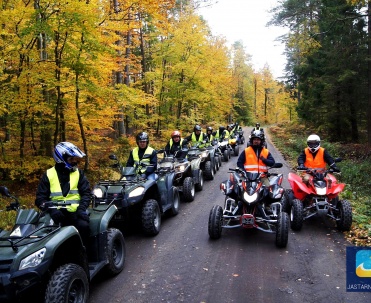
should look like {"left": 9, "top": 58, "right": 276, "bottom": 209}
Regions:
{"left": 142, "top": 199, "right": 161, "bottom": 236}
{"left": 335, "top": 199, "right": 352, "bottom": 231}
{"left": 45, "top": 263, "right": 89, "bottom": 303}
{"left": 105, "top": 228, "right": 126, "bottom": 276}
{"left": 204, "top": 160, "right": 214, "bottom": 180}
{"left": 275, "top": 212, "right": 289, "bottom": 248}
{"left": 281, "top": 189, "right": 293, "bottom": 213}
{"left": 208, "top": 205, "right": 223, "bottom": 239}
{"left": 290, "top": 199, "right": 303, "bottom": 231}
{"left": 182, "top": 177, "right": 195, "bottom": 202}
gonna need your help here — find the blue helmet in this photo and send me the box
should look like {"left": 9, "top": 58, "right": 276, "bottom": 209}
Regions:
{"left": 53, "top": 142, "right": 86, "bottom": 171}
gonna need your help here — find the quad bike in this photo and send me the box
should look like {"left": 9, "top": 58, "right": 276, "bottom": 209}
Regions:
{"left": 188, "top": 142, "right": 216, "bottom": 180}
{"left": 208, "top": 163, "right": 289, "bottom": 248}
{"left": 283, "top": 160, "right": 352, "bottom": 232}
{"left": 187, "top": 142, "right": 212, "bottom": 184}
{"left": 217, "top": 139, "right": 231, "bottom": 162}
{"left": 92, "top": 154, "right": 180, "bottom": 236}
{"left": 157, "top": 149, "right": 196, "bottom": 202}
{"left": 0, "top": 186, "right": 125, "bottom": 303}
{"left": 235, "top": 129, "right": 245, "bottom": 145}
{"left": 210, "top": 139, "right": 223, "bottom": 169}
{"left": 228, "top": 136, "right": 240, "bottom": 156}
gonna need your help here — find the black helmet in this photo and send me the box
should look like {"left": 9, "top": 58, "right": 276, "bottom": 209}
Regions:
{"left": 206, "top": 126, "right": 213, "bottom": 132}
{"left": 250, "top": 130, "right": 264, "bottom": 145}
{"left": 194, "top": 124, "right": 202, "bottom": 132}
{"left": 219, "top": 126, "right": 225, "bottom": 133}
{"left": 136, "top": 132, "right": 149, "bottom": 144}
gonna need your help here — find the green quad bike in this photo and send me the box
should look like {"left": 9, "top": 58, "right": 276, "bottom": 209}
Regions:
{"left": 157, "top": 149, "right": 196, "bottom": 202}
{"left": 92, "top": 154, "right": 180, "bottom": 237}
{"left": 0, "top": 186, "right": 126, "bottom": 303}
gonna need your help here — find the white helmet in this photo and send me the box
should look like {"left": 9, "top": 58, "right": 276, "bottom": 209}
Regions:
{"left": 307, "top": 134, "right": 320, "bottom": 153}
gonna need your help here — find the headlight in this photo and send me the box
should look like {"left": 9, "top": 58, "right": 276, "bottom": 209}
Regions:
{"left": 176, "top": 165, "right": 186, "bottom": 172}
{"left": 201, "top": 151, "right": 208, "bottom": 158}
{"left": 243, "top": 192, "right": 257, "bottom": 203}
{"left": 316, "top": 187, "right": 327, "bottom": 195}
{"left": 19, "top": 248, "right": 46, "bottom": 270}
{"left": 128, "top": 186, "right": 145, "bottom": 198}
{"left": 92, "top": 187, "right": 103, "bottom": 198}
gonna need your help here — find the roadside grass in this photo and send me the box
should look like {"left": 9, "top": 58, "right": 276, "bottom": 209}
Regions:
{"left": 269, "top": 123, "right": 371, "bottom": 247}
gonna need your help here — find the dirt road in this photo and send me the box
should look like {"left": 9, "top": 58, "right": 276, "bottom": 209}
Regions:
{"left": 89, "top": 127, "right": 370, "bottom": 303}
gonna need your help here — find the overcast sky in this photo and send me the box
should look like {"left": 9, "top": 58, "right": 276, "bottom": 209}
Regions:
{"left": 197, "top": 0, "right": 288, "bottom": 79}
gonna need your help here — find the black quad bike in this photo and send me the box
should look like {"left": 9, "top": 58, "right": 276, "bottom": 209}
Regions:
{"left": 235, "top": 129, "right": 245, "bottom": 145}
{"left": 92, "top": 154, "right": 180, "bottom": 236}
{"left": 157, "top": 149, "right": 196, "bottom": 202}
{"left": 188, "top": 142, "right": 215, "bottom": 180}
{"left": 217, "top": 139, "right": 231, "bottom": 162}
{"left": 186, "top": 144, "right": 206, "bottom": 189}
{"left": 208, "top": 164, "right": 289, "bottom": 248}
{"left": 0, "top": 186, "right": 125, "bottom": 303}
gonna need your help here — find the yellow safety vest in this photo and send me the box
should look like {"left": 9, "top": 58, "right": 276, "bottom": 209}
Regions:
{"left": 47, "top": 167, "right": 80, "bottom": 212}
{"left": 133, "top": 146, "right": 155, "bottom": 174}
{"left": 169, "top": 138, "right": 184, "bottom": 148}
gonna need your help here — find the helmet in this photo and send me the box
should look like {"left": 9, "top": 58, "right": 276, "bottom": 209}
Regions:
{"left": 171, "top": 130, "right": 181, "bottom": 138}
{"left": 227, "top": 124, "right": 233, "bottom": 130}
{"left": 307, "top": 134, "right": 320, "bottom": 153}
{"left": 194, "top": 124, "right": 202, "bottom": 132}
{"left": 53, "top": 142, "right": 86, "bottom": 171}
{"left": 136, "top": 132, "right": 149, "bottom": 144}
{"left": 250, "top": 130, "right": 264, "bottom": 145}
{"left": 256, "top": 122, "right": 260, "bottom": 128}
{"left": 206, "top": 126, "right": 213, "bottom": 132}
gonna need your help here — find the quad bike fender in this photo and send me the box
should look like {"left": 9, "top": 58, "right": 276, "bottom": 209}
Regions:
{"left": 156, "top": 171, "right": 175, "bottom": 208}
{"left": 125, "top": 179, "right": 158, "bottom": 205}
{"left": 89, "top": 205, "right": 118, "bottom": 236}
{"left": 327, "top": 183, "right": 345, "bottom": 199}
{"left": 288, "top": 172, "right": 314, "bottom": 200}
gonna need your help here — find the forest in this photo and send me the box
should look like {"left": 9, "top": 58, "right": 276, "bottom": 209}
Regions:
{"left": 0, "top": 0, "right": 370, "bottom": 183}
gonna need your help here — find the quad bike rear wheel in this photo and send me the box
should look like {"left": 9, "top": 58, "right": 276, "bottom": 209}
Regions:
{"left": 233, "top": 145, "right": 239, "bottom": 156}
{"left": 104, "top": 228, "right": 126, "bottom": 276}
{"left": 290, "top": 199, "right": 303, "bottom": 231}
{"left": 281, "top": 189, "right": 293, "bottom": 213}
{"left": 275, "top": 212, "right": 289, "bottom": 248}
{"left": 223, "top": 150, "right": 229, "bottom": 162}
{"left": 170, "top": 187, "right": 180, "bottom": 215}
{"left": 195, "top": 171, "right": 204, "bottom": 192}
{"left": 45, "top": 264, "right": 89, "bottom": 303}
{"left": 142, "top": 199, "right": 161, "bottom": 236}
{"left": 335, "top": 199, "right": 352, "bottom": 231}
{"left": 208, "top": 205, "right": 223, "bottom": 239}
{"left": 182, "top": 177, "right": 195, "bottom": 202}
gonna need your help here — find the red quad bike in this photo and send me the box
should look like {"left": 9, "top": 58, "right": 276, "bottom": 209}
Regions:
{"left": 208, "top": 163, "right": 289, "bottom": 248}
{"left": 284, "top": 160, "right": 352, "bottom": 232}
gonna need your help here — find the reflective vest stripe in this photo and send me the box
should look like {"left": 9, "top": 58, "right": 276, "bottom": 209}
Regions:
{"left": 133, "top": 146, "right": 154, "bottom": 174}
{"left": 304, "top": 147, "right": 326, "bottom": 169}
{"left": 46, "top": 167, "right": 80, "bottom": 212}
{"left": 243, "top": 147, "right": 269, "bottom": 172}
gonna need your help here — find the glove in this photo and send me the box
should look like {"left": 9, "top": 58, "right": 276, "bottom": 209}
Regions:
{"left": 49, "top": 209, "right": 65, "bottom": 224}
{"left": 40, "top": 201, "right": 54, "bottom": 211}
{"left": 77, "top": 209, "right": 90, "bottom": 222}
{"left": 298, "top": 164, "right": 305, "bottom": 170}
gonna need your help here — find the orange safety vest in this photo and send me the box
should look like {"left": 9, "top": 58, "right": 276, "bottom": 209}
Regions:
{"left": 304, "top": 147, "right": 326, "bottom": 169}
{"left": 243, "top": 147, "right": 269, "bottom": 173}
